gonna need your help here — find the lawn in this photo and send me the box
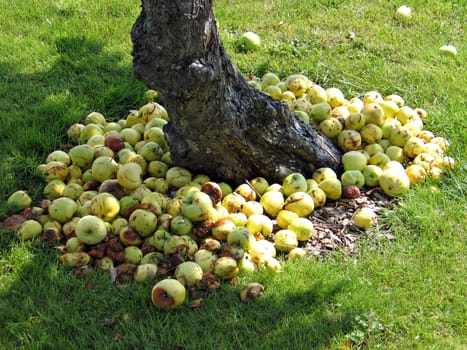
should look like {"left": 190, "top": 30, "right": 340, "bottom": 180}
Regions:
{"left": 0, "top": 0, "right": 466, "bottom": 349}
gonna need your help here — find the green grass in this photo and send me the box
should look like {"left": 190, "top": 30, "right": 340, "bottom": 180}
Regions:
{"left": 1, "top": 0, "right": 466, "bottom": 349}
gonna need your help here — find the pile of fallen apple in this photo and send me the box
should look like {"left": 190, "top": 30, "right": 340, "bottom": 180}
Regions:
{"left": 3, "top": 72, "right": 456, "bottom": 307}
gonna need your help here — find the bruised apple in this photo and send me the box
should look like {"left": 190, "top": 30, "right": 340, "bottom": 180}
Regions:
{"left": 151, "top": 279, "right": 186, "bottom": 308}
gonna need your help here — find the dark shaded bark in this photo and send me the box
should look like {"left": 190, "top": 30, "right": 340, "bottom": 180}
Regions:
{"left": 131, "top": 0, "right": 341, "bottom": 185}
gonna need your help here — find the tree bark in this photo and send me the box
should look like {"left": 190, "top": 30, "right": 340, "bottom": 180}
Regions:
{"left": 131, "top": 0, "right": 342, "bottom": 185}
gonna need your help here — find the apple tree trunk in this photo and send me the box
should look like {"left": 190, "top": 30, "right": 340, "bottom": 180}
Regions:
{"left": 131, "top": 0, "right": 342, "bottom": 185}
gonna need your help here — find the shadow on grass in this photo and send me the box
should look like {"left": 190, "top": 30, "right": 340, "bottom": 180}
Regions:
{"left": 0, "top": 36, "right": 146, "bottom": 205}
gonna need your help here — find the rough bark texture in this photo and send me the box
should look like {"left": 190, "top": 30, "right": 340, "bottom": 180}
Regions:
{"left": 131, "top": 0, "right": 342, "bottom": 185}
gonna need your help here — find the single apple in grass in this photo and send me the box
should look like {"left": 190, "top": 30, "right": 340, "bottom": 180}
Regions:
{"left": 133, "top": 263, "right": 159, "bottom": 282}
{"left": 175, "top": 261, "right": 204, "bottom": 287}
{"left": 353, "top": 207, "right": 376, "bottom": 229}
{"left": 260, "top": 190, "right": 284, "bottom": 217}
{"left": 240, "top": 282, "right": 265, "bottom": 302}
{"left": 379, "top": 168, "right": 410, "bottom": 197}
{"left": 16, "top": 220, "right": 42, "bottom": 241}
{"left": 249, "top": 240, "right": 276, "bottom": 265}
{"left": 60, "top": 252, "right": 91, "bottom": 267}
{"left": 439, "top": 45, "right": 457, "bottom": 58}
{"left": 263, "top": 257, "right": 282, "bottom": 272}
{"left": 274, "top": 229, "right": 298, "bottom": 252}
{"left": 237, "top": 31, "right": 261, "bottom": 52}
{"left": 129, "top": 209, "right": 158, "bottom": 238}
{"left": 6, "top": 190, "right": 32, "bottom": 214}
{"left": 97, "top": 256, "right": 115, "bottom": 271}
{"left": 151, "top": 278, "right": 186, "bottom": 308}
{"left": 245, "top": 214, "right": 273, "bottom": 238}
{"left": 288, "top": 217, "right": 315, "bottom": 241}
{"left": 288, "top": 247, "right": 308, "bottom": 260}
{"left": 318, "top": 178, "right": 342, "bottom": 201}
{"left": 214, "top": 256, "right": 240, "bottom": 279}
{"left": 395, "top": 5, "right": 411, "bottom": 21}
{"left": 337, "top": 129, "right": 362, "bottom": 151}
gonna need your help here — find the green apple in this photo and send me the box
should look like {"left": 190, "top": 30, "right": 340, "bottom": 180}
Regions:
{"left": 274, "top": 229, "right": 298, "bottom": 252}
{"left": 389, "top": 125, "right": 413, "bottom": 147}
{"left": 214, "top": 256, "right": 240, "bottom": 279}
{"left": 17, "top": 220, "right": 42, "bottom": 241}
{"left": 310, "top": 102, "right": 332, "bottom": 122}
{"left": 288, "top": 217, "right": 315, "bottom": 241}
{"left": 238, "top": 253, "right": 256, "bottom": 273}
{"left": 361, "top": 165, "right": 384, "bottom": 187}
{"left": 65, "top": 236, "right": 85, "bottom": 252}
{"left": 360, "top": 123, "right": 383, "bottom": 144}
{"left": 260, "top": 190, "right": 284, "bottom": 217}
{"left": 379, "top": 168, "right": 410, "bottom": 197}
{"left": 439, "top": 45, "right": 457, "bottom": 58}
{"left": 181, "top": 190, "right": 213, "bottom": 222}
{"left": 248, "top": 240, "right": 276, "bottom": 265}
{"left": 261, "top": 72, "right": 281, "bottom": 90}
{"left": 79, "top": 123, "right": 103, "bottom": 144}
{"left": 227, "top": 227, "right": 256, "bottom": 250}
{"left": 288, "top": 247, "right": 308, "bottom": 260}
{"left": 342, "top": 150, "right": 368, "bottom": 171}
{"left": 237, "top": 31, "right": 261, "bottom": 52}
{"left": 67, "top": 123, "right": 85, "bottom": 143}
{"left": 129, "top": 209, "right": 158, "bottom": 237}
{"left": 283, "top": 192, "right": 315, "bottom": 217}
{"left": 395, "top": 5, "right": 411, "bottom": 20}
{"left": 151, "top": 279, "right": 186, "bottom": 308}
{"left": 312, "top": 167, "right": 337, "bottom": 183}
{"left": 170, "top": 215, "right": 193, "bottom": 235}
{"left": 120, "top": 127, "right": 141, "bottom": 146}
{"left": 249, "top": 176, "right": 269, "bottom": 195}
{"left": 353, "top": 207, "right": 376, "bottom": 229}
{"left": 194, "top": 249, "right": 218, "bottom": 273}
{"left": 91, "top": 156, "right": 118, "bottom": 183}
{"left": 386, "top": 145, "right": 406, "bottom": 163}
{"left": 147, "top": 160, "right": 169, "bottom": 178}
{"left": 344, "top": 112, "right": 366, "bottom": 131}
{"left": 319, "top": 118, "right": 343, "bottom": 138}
{"left": 90, "top": 192, "right": 120, "bottom": 222}
{"left": 282, "top": 172, "right": 307, "bottom": 196}
{"left": 6, "top": 190, "right": 32, "bottom": 214}
{"left": 124, "top": 246, "right": 143, "bottom": 264}
{"left": 361, "top": 103, "right": 384, "bottom": 125}
{"left": 134, "top": 263, "right": 159, "bottom": 282}
{"left": 175, "top": 261, "right": 204, "bottom": 287}
{"left": 75, "top": 215, "right": 108, "bottom": 245}
{"left": 165, "top": 166, "right": 192, "bottom": 188}
{"left": 117, "top": 163, "right": 142, "bottom": 190}
{"left": 337, "top": 129, "right": 362, "bottom": 151}
{"left": 211, "top": 217, "right": 236, "bottom": 241}
{"left": 68, "top": 144, "right": 95, "bottom": 168}
{"left": 49, "top": 197, "right": 78, "bottom": 224}
{"left": 369, "top": 152, "right": 391, "bottom": 168}
{"left": 246, "top": 214, "right": 273, "bottom": 237}
{"left": 318, "top": 178, "right": 342, "bottom": 201}
{"left": 341, "top": 170, "right": 365, "bottom": 188}
{"left": 293, "top": 97, "right": 313, "bottom": 115}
